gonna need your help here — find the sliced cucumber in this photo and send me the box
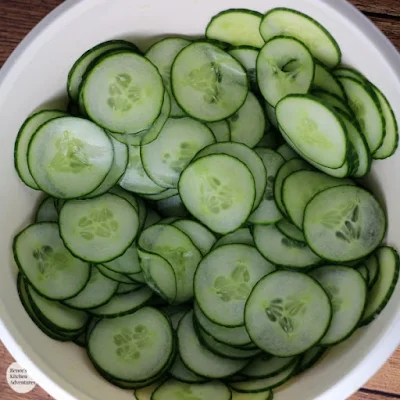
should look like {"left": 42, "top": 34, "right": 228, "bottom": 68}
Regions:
{"left": 276, "top": 219, "right": 305, "bottom": 243}
{"left": 310, "top": 265, "right": 367, "bottom": 345}
{"left": 170, "top": 354, "right": 207, "bottom": 383}
{"left": 231, "top": 389, "right": 273, "bottom": 400}
{"left": 245, "top": 270, "right": 332, "bottom": 356}
{"left": 206, "top": 9, "right": 264, "bottom": 48}
{"left": 357, "top": 264, "right": 370, "bottom": 283}
{"left": 206, "top": 120, "right": 231, "bottom": 142}
{"left": 277, "top": 143, "right": 298, "bottom": 161}
{"left": 297, "top": 346, "right": 326, "bottom": 373}
{"left": 146, "top": 37, "right": 191, "bottom": 117}
{"left": 212, "top": 228, "right": 254, "bottom": 249}
{"left": 28, "top": 116, "right": 114, "bottom": 198}
{"left": 82, "top": 50, "right": 165, "bottom": 134}
{"left": 228, "top": 92, "right": 266, "bottom": 148}
{"left": 194, "top": 244, "right": 275, "bottom": 327}
{"left": 312, "top": 90, "right": 353, "bottom": 119}
{"left": 59, "top": 193, "right": 139, "bottom": 263}
{"left": 229, "top": 46, "right": 259, "bottom": 93}
{"left": 15, "top": 110, "right": 66, "bottom": 190}
{"left": 142, "top": 189, "right": 179, "bottom": 202}
{"left": 171, "top": 41, "right": 248, "bottom": 122}
{"left": 362, "top": 247, "right": 400, "bottom": 325}
{"left": 312, "top": 63, "right": 346, "bottom": 100}
{"left": 116, "top": 282, "right": 143, "bottom": 295}
{"left": 248, "top": 148, "right": 285, "bottom": 225}
{"left": 97, "top": 264, "right": 136, "bottom": 284}
{"left": 143, "top": 208, "right": 162, "bottom": 229}
{"left": 333, "top": 67, "right": 367, "bottom": 84}
{"left": 365, "top": 254, "right": 380, "bottom": 289}
{"left": 260, "top": 8, "right": 341, "bottom": 68}
{"left": 179, "top": 154, "right": 255, "bottom": 234}
{"left": 141, "top": 117, "right": 215, "bottom": 188}
{"left": 13, "top": 222, "right": 90, "bottom": 300}
{"left": 103, "top": 242, "right": 141, "bottom": 275}
{"left": 265, "top": 103, "right": 278, "bottom": 129}
{"left": 242, "top": 353, "right": 298, "bottom": 379}
{"left": 257, "top": 36, "right": 314, "bottom": 107}
{"left": 35, "top": 197, "right": 58, "bottom": 223}
{"left": 303, "top": 185, "right": 386, "bottom": 262}
{"left": 253, "top": 224, "right": 321, "bottom": 269}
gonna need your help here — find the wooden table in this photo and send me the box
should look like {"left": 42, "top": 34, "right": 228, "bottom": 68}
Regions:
{"left": 1, "top": 0, "right": 400, "bottom": 398}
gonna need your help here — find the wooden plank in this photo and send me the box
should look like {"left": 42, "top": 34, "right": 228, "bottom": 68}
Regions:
{"left": 369, "top": 15, "right": 400, "bottom": 50}
{"left": 352, "top": 390, "right": 400, "bottom": 400}
{"left": 349, "top": 0, "right": 400, "bottom": 17}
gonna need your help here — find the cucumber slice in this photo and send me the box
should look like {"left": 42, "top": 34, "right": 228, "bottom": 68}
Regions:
{"left": 153, "top": 379, "right": 231, "bottom": 400}
{"left": 253, "top": 224, "right": 321, "bottom": 269}
{"left": 276, "top": 95, "right": 348, "bottom": 169}
{"left": 177, "top": 310, "right": 249, "bottom": 378}
{"left": 64, "top": 266, "right": 119, "bottom": 310}
{"left": 103, "top": 242, "right": 141, "bottom": 275}
{"left": 212, "top": 228, "right": 254, "bottom": 249}
{"left": 141, "top": 117, "right": 216, "bottom": 188}
{"left": 97, "top": 264, "right": 136, "bottom": 284}
{"left": 312, "top": 63, "right": 346, "bottom": 100}
{"left": 171, "top": 41, "right": 248, "bottom": 122}
{"left": 143, "top": 208, "right": 162, "bottom": 229}
{"left": 231, "top": 389, "right": 273, "bottom": 400}
{"left": 310, "top": 265, "right": 367, "bottom": 345}
{"left": 297, "top": 346, "right": 326, "bottom": 373}
{"left": 365, "top": 254, "right": 380, "bottom": 289}
{"left": 82, "top": 50, "right": 165, "bottom": 134}
{"left": 194, "top": 142, "right": 267, "bottom": 211}
{"left": 139, "top": 224, "right": 202, "bottom": 303}
{"left": 109, "top": 185, "right": 139, "bottom": 214}
{"left": 28, "top": 116, "right": 114, "bottom": 198}
{"left": 277, "top": 143, "right": 298, "bottom": 161}
{"left": 89, "top": 286, "right": 153, "bottom": 318}
{"left": 338, "top": 77, "right": 385, "bottom": 153}
{"left": 257, "top": 36, "right": 314, "bottom": 107}
{"left": 333, "top": 67, "right": 367, "bottom": 84}
{"left": 193, "top": 301, "right": 252, "bottom": 347}
{"left": 119, "top": 144, "right": 167, "bottom": 195}
{"left": 373, "top": 86, "right": 399, "bottom": 159}
{"left": 15, "top": 110, "right": 66, "bottom": 189}
{"left": 179, "top": 154, "right": 256, "bottom": 234}
{"left": 282, "top": 170, "right": 354, "bottom": 229}
{"left": 245, "top": 270, "right": 332, "bottom": 356}
{"left": 242, "top": 353, "right": 298, "bottom": 379}
{"left": 35, "top": 197, "right": 58, "bottom": 223}
{"left": 265, "top": 103, "right": 278, "bottom": 129}
{"left": 143, "top": 189, "right": 179, "bottom": 202}
{"left": 276, "top": 219, "right": 306, "bottom": 243}
{"left": 357, "top": 264, "right": 370, "bottom": 283}
{"left": 170, "top": 355, "right": 207, "bottom": 384}
{"left": 312, "top": 90, "right": 353, "bottom": 120}
{"left": 129, "top": 272, "right": 146, "bottom": 284}
{"left": 260, "top": 8, "right": 341, "bottom": 68}
{"left": 88, "top": 307, "right": 174, "bottom": 381}
{"left": 248, "top": 148, "right": 285, "bottom": 225}
{"left": 229, "top": 46, "right": 259, "bottom": 93}
{"left": 228, "top": 92, "right": 266, "bottom": 148}
{"left": 146, "top": 37, "right": 191, "bottom": 117}
{"left": 67, "top": 40, "right": 138, "bottom": 102}
{"left": 304, "top": 185, "right": 386, "bottom": 262}
{"left": 206, "top": 120, "right": 231, "bottom": 142}
{"left": 362, "top": 247, "right": 400, "bottom": 325}
{"left": 116, "top": 282, "right": 143, "bottom": 295}
{"left": 13, "top": 222, "right": 90, "bottom": 300}
{"left": 59, "top": 193, "right": 139, "bottom": 263}
{"left": 206, "top": 9, "right": 264, "bottom": 48}
{"left": 194, "top": 244, "right": 275, "bottom": 327}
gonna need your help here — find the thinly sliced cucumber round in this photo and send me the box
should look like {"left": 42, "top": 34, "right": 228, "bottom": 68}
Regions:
{"left": 212, "top": 228, "right": 254, "bottom": 249}
{"left": 143, "top": 208, "right": 162, "bottom": 229}
{"left": 257, "top": 36, "right": 314, "bottom": 107}
{"left": 64, "top": 266, "right": 119, "bottom": 310}
{"left": 357, "top": 264, "right": 370, "bottom": 283}
{"left": 265, "top": 103, "right": 278, "bottom": 129}
{"left": 206, "top": 120, "right": 231, "bottom": 142}
{"left": 312, "top": 90, "right": 353, "bottom": 120}
{"left": 153, "top": 379, "right": 231, "bottom": 400}
{"left": 171, "top": 41, "right": 248, "bottom": 122}
{"left": 231, "top": 389, "right": 273, "bottom": 400}
{"left": 193, "top": 301, "right": 252, "bottom": 347}
{"left": 143, "top": 189, "right": 179, "bottom": 202}
{"left": 28, "top": 116, "right": 114, "bottom": 198}
{"left": 88, "top": 307, "right": 173, "bottom": 382}
{"left": 229, "top": 46, "right": 259, "bottom": 93}
{"left": 373, "top": 86, "right": 399, "bottom": 159}
{"left": 338, "top": 77, "right": 384, "bottom": 153}
{"left": 303, "top": 185, "right": 386, "bottom": 262}
{"left": 276, "top": 219, "right": 305, "bottom": 243}
{"left": 248, "top": 148, "right": 285, "bottom": 225}
{"left": 195, "top": 244, "right": 275, "bottom": 327}
{"left": 282, "top": 170, "right": 354, "bottom": 229}
{"left": 365, "top": 254, "right": 380, "bottom": 289}
{"left": 116, "top": 282, "right": 143, "bottom": 295}
{"left": 59, "top": 193, "right": 139, "bottom": 263}
{"left": 67, "top": 40, "right": 139, "bottom": 102}
{"left": 277, "top": 144, "right": 298, "bottom": 161}
{"left": 297, "top": 346, "right": 326, "bottom": 373}
{"left": 333, "top": 67, "right": 366, "bottom": 83}
{"left": 310, "top": 265, "right": 367, "bottom": 345}
{"left": 35, "top": 197, "right": 58, "bottom": 223}
{"left": 119, "top": 144, "right": 167, "bottom": 195}
{"left": 103, "top": 242, "right": 141, "bottom": 274}
{"left": 129, "top": 272, "right": 146, "bottom": 284}
{"left": 13, "top": 222, "right": 91, "bottom": 300}
{"left": 179, "top": 154, "right": 256, "bottom": 234}
{"left": 362, "top": 247, "right": 400, "bottom": 325}
{"left": 253, "top": 224, "right": 321, "bottom": 269}
{"left": 228, "top": 92, "right": 266, "bottom": 148}
{"left": 194, "top": 142, "right": 267, "bottom": 211}
{"left": 141, "top": 117, "right": 215, "bottom": 188}
{"left": 312, "top": 63, "right": 346, "bottom": 99}
{"left": 206, "top": 9, "right": 264, "bottom": 48}
{"left": 260, "top": 8, "right": 341, "bottom": 68}
{"left": 245, "top": 270, "right": 332, "bottom": 357}
{"left": 242, "top": 353, "right": 298, "bottom": 379}
{"left": 170, "top": 355, "right": 207, "bottom": 384}
{"left": 146, "top": 37, "right": 191, "bottom": 117}
{"left": 89, "top": 286, "right": 153, "bottom": 318}
{"left": 177, "top": 310, "right": 248, "bottom": 378}
{"left": 276, "top": 95, "right": 348, "bottom": 169}
{"left": 139, "top": 224, "right": 202, "bottom": 304}
{"left": 82, "top": 50, "right": 164, "bottom": 134}
{"left": 97, "top": 264, "right": 136, "bottom": 284}
{"left": 109, "top": 185, "right": 139, "bottom": 213}
{"left": 15, "top": 110, "right": 66, "bottom": 189}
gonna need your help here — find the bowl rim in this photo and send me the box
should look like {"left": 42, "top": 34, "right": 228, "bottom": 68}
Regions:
{"left": 1, "top": 0, "right": 400, "bottom": 399}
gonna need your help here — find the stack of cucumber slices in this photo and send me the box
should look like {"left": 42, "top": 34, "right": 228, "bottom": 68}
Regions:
{"left": 12, "top": 6, "right": 400, "bottom": 400}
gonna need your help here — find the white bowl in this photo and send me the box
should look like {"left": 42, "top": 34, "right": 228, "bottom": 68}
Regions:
{"left": 1, "top": 0, "right": 400, "bottom": 399}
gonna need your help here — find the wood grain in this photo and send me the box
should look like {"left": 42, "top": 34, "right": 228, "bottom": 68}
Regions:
{"left": 1, "top": 1, "right": 400, "bottom": 399}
